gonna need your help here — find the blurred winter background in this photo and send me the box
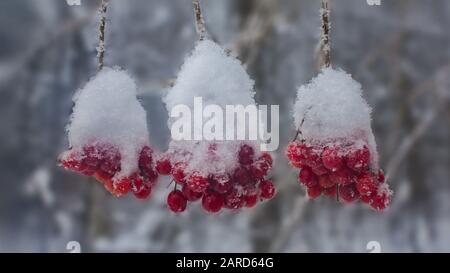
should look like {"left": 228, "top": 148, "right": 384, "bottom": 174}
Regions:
{"left": 0, "top": 0, "right": 449, "bottom": 252}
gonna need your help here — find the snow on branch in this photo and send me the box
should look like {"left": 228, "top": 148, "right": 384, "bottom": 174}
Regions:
{"left": 97, "top": 0, "right": 109, "bottom": 71}
{"left": 319, "top": 0, "right": 331, "bottom": 69}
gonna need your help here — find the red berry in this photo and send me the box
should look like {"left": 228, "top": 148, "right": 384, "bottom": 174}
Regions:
{"left": 346, "top": 145, "right": 370, "bottom": 172}
{"left": 307, "top": 185, "right": 322, "bottom": 199}
{"left": 245, "top": 194, "right": 258, "bottom": 208}
{"left": 360, "top": 193, "right": 373, "bottom": 204}
{"left": 318, "top": 175, "right": 336, "bottom": 188}
{"left": 59, "top": 151, "right": 84, "bottom": 172}
{"left": 171, "top": 162, "right": 187, "bottom": 184}
{"left": 298, "top": 167, "right": 318, "bottom": 187}
{"left": 338, "top": 184, "right": 360, "bottom": 203}
{"left": 182, "top": 184, "right": 203, "bottom": 201}
{"left": 377, "top": 169, "right": 385, "bottom": 183}
{"left": 233, "top": 167, "right": 252, "bottom": 186}
{"left": 113, "top": 177, "right": 132, "bottom": 197}
{"left": 102, "top": 179, "right": 114, "bottom": 194}
{"left": 250, "top": 160, "right": 270, "bottom": 179}
{"left": 202, "top": 191, "right": 224, "bottom": 213}
{"left": 323, "top": 185, "right": 337, "bottom": 197}
{"left": 304, "top": 147, "right": 322, "bottom": 169}
{"left": 155, "top": 156, "right": 172, "bottom": 175}
{"left": 356, "top": 172, "right": 378, "bottom": 197}
{"left": 211, "top": 174, "right": 232, "bottom": 194}
{"left": 311, "top": 165, "right": 329, "bottom": 176}
{"left": 321, "top": 146, "right": 344, "bottom": 171}
{"left": 286, "top": 142, "right": 308, "bottom": 167}
{"left": 370, "top": 187, "right": 392, "bottom": 211}
{"left": 97, "top": 150, "right": 121, "bottom": 180}
{"left": 330, "top": 167, "right": 353, "bottom": 186}
{"left": 238, "top": 144, "right": 255, "bottom": 165}
{"left": 186, "top": 172, "right": 209, "bottom": 193}
{"left": 167, "top": 190, "right": 187, "bottom": 213}
{"left": 224, "top": 189, "right": 245, "bottom": 210}
{"left": 260, "top": 152, "right": 273, "bottom": 167}
{"left": 81, "top": 145, "right": 101, "bottom": 175}
{"left": 131, "top": 174, "right": 152, "bottom": 199}
{"left": 259, "top": 180, "right": 276, "bottom": 199}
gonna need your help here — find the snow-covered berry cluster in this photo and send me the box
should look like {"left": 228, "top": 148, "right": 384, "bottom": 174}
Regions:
{"left": 289, "top": 68, "right": 393, "bottom": 211}
{"left": 286, "top": 140, "right": 391, "bottom": 210}
{"left": 58, "top": 67, "right": 158, "bottom": 199}
{"left": 59, "top": 144, "right": 158, "bottom": 198}
{"left": 158, "top": 141, "right": 275, "bottom": 213}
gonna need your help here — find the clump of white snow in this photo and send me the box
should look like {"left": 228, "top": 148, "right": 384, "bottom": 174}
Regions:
{"left": 293, "top": 68, "right": 378, "bottom": 167}
{"left": 67, "top": 67, "right": 149, "bottom": 177}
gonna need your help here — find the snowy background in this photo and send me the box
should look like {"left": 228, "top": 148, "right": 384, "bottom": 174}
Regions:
{"left": 0, "top": 0, "right": 449, "bottom": 252}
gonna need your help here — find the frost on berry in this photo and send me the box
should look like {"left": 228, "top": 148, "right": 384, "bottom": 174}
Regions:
{"left": 260, "top": 180, "right": 276, "bottom": 200}
{"left": 58, "top": 68, "right": 158, "bottom": 198}
{"left": 285, "top": 68, "right": 392, "bottom": 211}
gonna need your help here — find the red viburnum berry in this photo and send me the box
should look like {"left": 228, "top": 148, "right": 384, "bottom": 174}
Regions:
{"left": 97, "top": 150, "right": 121, "bottom": 180}
{"left": 356, "top": 172, "right": 378, "bottom": 197}
{"left": 167, "top": 190, "right": 187, "bottom": 213}
{"left": 113, "top": 177, "right": 132, "bottom": 197}
{"left": 321, "top": 146, "right": 344, "bottom": 171}
{"left": 286, "top": 142, "right": 308, "bottom": 167}
{"left": 155, "top": 156, "right": 172, "bottom": 175}
{"left": 260, "top": 180, "right": 276, "bottom": 199}
{"left": 81, "top": 145, "right": 101, "bottom": 176}
{"left": 298, "top": 167, "right": 318, "bottom": 187}
{"left": 238, "top": 144, "right": 255, "bottom": 165}
{"left": 202, "top": 191, "right": 224, "bottom": 213}
{"left": 182, "top": 184, "right": 203, "bottom": 201}
{"left": 330, "top": 167, "right": 353, "bottom": 186}
{"left": 307, "top": 184, "right": 322, "bottom": 199}
{"left": 224, "top": 189, "right": 245, "bottom": 210}
{"left": 131, "top": 174, "right": 152, "bottom": 199}
{"left": 260, "top": 152, "right": 273, "bottom": 167}
{"left": 370, "top": 188, "right": 392, "bottom": 211}
{"left": 186, "top": 172, "right": 209, "bottom": 193}
{"left": 171, "top": 162, "right": 187, "bottom": 184}
{"left": 311, "top": 165, "right": 329, "bottom": 176}
{"left": 250, "top": 160, "right": 270, "bottom": 179}
{"left": 338, "top": 184, "right": 360, "bottom": 203}
{"left": 245, "top": 194, "right": 258, "bottom": 208}
{"left": 210, "top": 174, "right": 232, "bottom": 194}
{"left": 318, "top": 175, "right": 336, "bottom": 188}
{"left": 233, "top": 167, "right": 252, "bottom": 186}
{"left": 346, "top": 145, "right": 370, "bottom": 172}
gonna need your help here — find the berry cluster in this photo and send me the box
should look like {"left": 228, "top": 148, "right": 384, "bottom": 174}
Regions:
{"left": 158, "top": 143, "right": 276, "bottom": 213}
{"left": 59, "top": 143, "right": 158, "bottom": 199}
{"left": 286, "top": 140, "right": 391, "bottom": 211}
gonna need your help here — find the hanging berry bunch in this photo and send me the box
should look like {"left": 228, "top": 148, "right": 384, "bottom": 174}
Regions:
{"left": 58, "top": 1, "right": 158, "bottom": 199}
{"left": 159, "top": 1, "right": 276, "bottom": 213}
{"left": 286, "top": 0, "right": 392, "bottom": 211}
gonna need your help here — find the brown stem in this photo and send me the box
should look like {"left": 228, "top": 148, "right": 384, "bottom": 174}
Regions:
{"left": 193, "top": 0, "right": 207, "bottom": 40}
{"left": 97, "top": 0, "right": 109, "bottom": 71}
{"left": 320, "top": 0, "right": 331, "bottom": 69}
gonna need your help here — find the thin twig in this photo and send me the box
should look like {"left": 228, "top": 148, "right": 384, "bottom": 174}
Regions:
{"left": 193, "top": 0, "right": 207, "bottom": 40}
{"left": 97, "top": 0, "right": 109, "bottom": 71}
{"left": 319, "top": 0, "right": 331, "bottom": 69}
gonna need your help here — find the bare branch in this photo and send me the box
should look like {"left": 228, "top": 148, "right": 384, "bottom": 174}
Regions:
{"left": 193, "top": 0, "right": 207, "bottom": 40}
{"left": 318, "top": 0, "right": 331, "bottom": 69}
{"left": 97, "top": 0, "right": 109, "bottom": 71}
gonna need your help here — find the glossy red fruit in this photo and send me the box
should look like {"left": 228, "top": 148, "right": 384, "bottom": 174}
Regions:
{"left": 187, "top": 172, "right": 209, "bottom": 193}
{"left": 81, "top": 145, "right": 101, "bottom": 175}
{"left": 238, "top": 144, "right": 255, "bottom": 165}
{"left": 356, "top": 172, "right": 378, "bottom": 197}
{"left": 311, "top": 165, "right": 329, "bottom": 176}
{"left": 97, "top": 150, "right": 121, "bottom": 180}
{"left": 260, "top": 180, "right": 276, "bottom": 199}
{"left": 298, "top": 167, "right": 318, "bottom": 187}
{"left": 338, "top": 184, "right": 360, "bottom": 203}
{"left": 59, "top": 151, "right": 84, "bottom": 172}
{"left": 131, "top": 174, "right": 152, "bottom": 199}
{"left": 245, "top": 194, "right": 258, "bottom": 208}
{"left": 321, "top": 146, "right": 344, "bottom": 171}
{"left": 360, "top": 193, "right": 374, "bottom": 204}
{"left": 330, "top": 167, "right": 353, "bottom": 186}
{"left": 323, "top": 185, "right": 337, "bottom": 197}
{"left": 307, "top": 185, "right": 322, "bottom": 199}
{"left": 346, "top": 146, "right": 370, "bottom": 172}
{"left": 286, "top": 142, "right": 308, "bottom": 167}
{"left": 318, "top": 175, "right": 336, "bottom": 188}
{"left": 211, "top": 174, "right": 232, "bottom": 194}
{"left": 155, "top": 156, "right": 172, "bottom": 175}
{"left": 224, "top": 189, "right": 245, "bottom": 210}
{"left": 250, "top": 160, "right": 270, "bottom": 179}
{"left": 233, "top": 167, "right": 252, "bottom": 186}
{"left": 202, "top": 191, "right": 224, "bottom": 213}
{"left": 260, "top": 152, "right": 273, "bottom": 167}
{"left": 167, "top": 190, "right": 187, "bottom": 213}
{"left": 171, "top": 162, "right": 187, "bottom": 184}
{"left": 370, "top": 188, "right": 392, "bottom": 211}
{"left": 113, "top": 177, "right": 132, "bottom": 197}
{"left": 182, "top": 184, "right": 203, "bottom": 201}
